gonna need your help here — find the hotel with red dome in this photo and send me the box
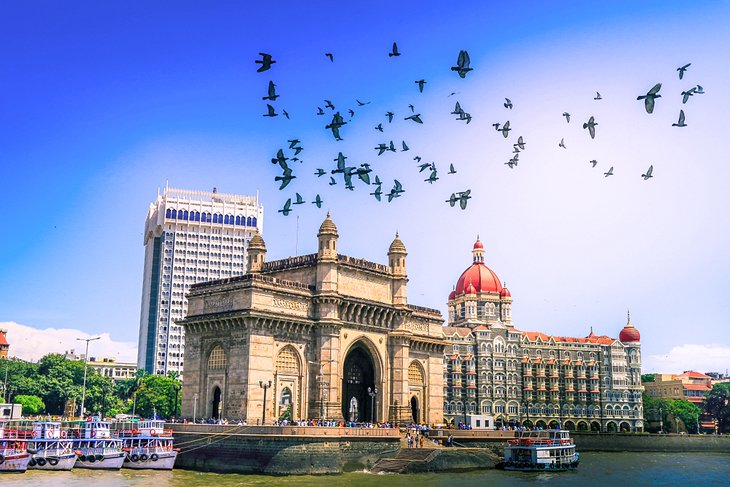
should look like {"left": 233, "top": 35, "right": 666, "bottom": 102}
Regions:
{"left": 443, "top": 238, "right": 644, "bottom": 432}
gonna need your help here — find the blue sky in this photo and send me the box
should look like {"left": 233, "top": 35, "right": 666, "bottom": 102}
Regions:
{"left": 1, "top": 1, "right": 729, "bottom": 373}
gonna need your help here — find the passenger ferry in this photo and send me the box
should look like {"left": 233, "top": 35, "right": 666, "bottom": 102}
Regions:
{"left": 27, "top": 421, "right": 76, "bottom": 470}
{"left": 500, "top": 429, "right": 579, "bottom": 471}
{"left": 116, "top": 419, "right": 178, "bottom": 470}
{"left": 0, "top": 421, "right": 31, "bottom": 473}
{"left": 69, "top": 418, "right": 125, "bottom": 470}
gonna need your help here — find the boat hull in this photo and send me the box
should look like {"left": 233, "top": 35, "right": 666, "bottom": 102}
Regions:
{"left": 500, "top": 460, "right": 580, "bottom": 471}
{"left": 74, "top": 452, "right": 126, "bottom": 470}
{"left": 28, "top": 453, "right": 77, "bottom": 471}
{"left": 0, "top": 453, "right": 31, "bottom": 473}
{"left": 123, "top": 451, "right": 177, "bottom": 470}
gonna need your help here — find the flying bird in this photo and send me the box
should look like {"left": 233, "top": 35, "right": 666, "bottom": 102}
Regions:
{"left": 375, "top": 143, "right": 388, "bottom": 155}
{"left": 348, "top": 109, "right": 355, "bottom": 117}
{"left": 415, "top": 79, "right": 427, "bottom": 92}
{"left": 642, "top": 165, "right": 654, "bottom": 180}
{"left": 418, "top": 162, "right": 432, "bottom": 173}
{"left": 370, "top": 186, "right": 382, "bottom": 201}
{"left": 637, "top": 83, "right": 662, "bottom": 114}
{"left": 317, "top": 107, "right": 325, "bottom": 115}
{"left": 594, "top": 92, "right": 602, "bottom": 100}
{"left": 263, "top": 81, "right": 279, "bottom": 101}
{"left": 329, "top": 177, "right": 337, "bottom": 186}
{"left": 401, "top": 141, "right": 409, "bottom": 151}
{"left": 414, "top": 156, "right": 422, "bottom": 162}
{"left": 583, "top": 116, "right": 598, "bottom": 139}
{"left": 275, "top": 169, "right": 296, "bottom": 189}
{"left": 451, "top": 102, "right": 464, "bottom": 116}
{"left": 451, "top": 50, "right": 473, "bottom": 78}
{"left": 388, "top": 140, "right": 396, "bottom": 152}
{"left": 562, "top": 112, "right": 570, "bottom": 123}
{"left": 559, "top": 138, "right": 566, "bottom": 149}
{"left": 278, "top": 198, "right": 292, "bottom": 216}
{"left": 504, "top": 98, "right": 513, "bottom": 109}
{"left": 492, "top": 122, "right": 500, "bottom": 130}
{"left": 255, "top": 52, "right": 275, "bottom": 72}
{"left": 425, "top": 169, "right": 439, "bottom": 184}
{"left": 408, "top": 104, "right": 415, "bottom": 112}
{"left": 325, "top": 53, "right": 334, "bottom": 62}
{"left": 375, "top": 123, "right": 383, "bottom": 132}
{"left": 515, "top": 136, "right": 526, "bottom": 150}
{"left": 271, "top": 149, "right": 288, "bottom": 167}
{"left": 389, "top": 42, "right": 401, "bottom": 57}
{"left": 589, "top": 160, "right": 598, "bottom": 168}
{"left": 677, "top": 63, "right": 691, "bottom": 80}
{"left": 499, "top": 121, "right": 511, "bottom": 138}
{"left": 325, "top": 112, "right": 347, "bottom": 140}
{"left": 282, "top": 109, "right": 289, "bottom": 119}
{"left": 387, "top": 180, "right": 405, "bottom": 201}
{"left": 681, "top": 87, "right": 696, "bottom": 104}
{"left": 287, "top": 139, "right": 300, "bottom": 149}
{"left": 324, "top": 100, "right": 335, "bottom": 110}
{"left": 314, "top": 168, "right": 326, "bottom": 177}
{"left": 604, "top": 166, "right": 614, "bottom": 177}
{"left": 264, "top": 104, "right": 278, "bottom": 117}
{"left": 448, "top": 163, "right": 456, "bottom": 174}
{"left": 672, "top": 109, "right": 687, "bottom": 127}
{"left": 356, "top": 99, "right": 371, "bottom": 106}
{"left": 458, "top": 112, "right": 472, "bottom": 123}
{"left": 385, "top": 111, "right": 394, "bottom": 123}
{"left": 312, "top": 194, "right": 323, "bottom": 208}
{"left": 293, "top": 193, "right": 305, "bottom": 205}
{"left": 404, "top": 114, "right": 423, "bottom": 124}
{"left": 446, "top": 190, "right": 471, "bottom": 209}
{"left": 695, "top": 85, "right": 705, "bottom": 94}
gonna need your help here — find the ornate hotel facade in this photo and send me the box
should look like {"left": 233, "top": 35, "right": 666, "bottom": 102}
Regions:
{"left": 443, "top": 239, "right": 644, "bottom": 432}
{"left": 179, "top": 215, "right": 445, "bottom": 424}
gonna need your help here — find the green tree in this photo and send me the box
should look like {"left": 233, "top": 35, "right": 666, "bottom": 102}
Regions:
{"left": 134, "top": 374, "right": 180, "bottom": 419}
{"left": 15, "top": 394, "right": 45, "bottom": 415}
{"left": 643, "top": 393, "right": 671, "bottom": 432}
{"left": 704, "top": 383, "right": 730, "bottom": 433}
{"left": 641, "top": 374, "right": 656, "bottom": 383}
{"left": 669, "top": 399, "right": 702, "bottom": 433}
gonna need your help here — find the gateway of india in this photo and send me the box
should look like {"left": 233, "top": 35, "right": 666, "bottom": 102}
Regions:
{"left": 180, "top": 215, "right": 643, "bottom": 431}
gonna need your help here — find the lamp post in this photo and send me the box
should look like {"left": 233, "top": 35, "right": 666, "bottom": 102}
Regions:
{"left": 659, "top": 407, "right": 663, "bottom": 433}
{"left": 368, "top": 386, "right": 378, "bottom": 423}
{"left": 308, "top": 360, "right": 333, "bottom": 421}
{"left": 259, "top": 380, "right": 272, "bottom": 425}
{"left": 193, "top": 393, "right": 198, "bottom": 423}
{"left": 76, "top": 336, "right": 100, "bottom": 419}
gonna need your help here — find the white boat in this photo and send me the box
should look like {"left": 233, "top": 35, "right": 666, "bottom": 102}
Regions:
{"left": 0, "top": 422, "right": 31, "bottom": 473}
{"left": 500, "top": 429, "right": 579, "bottom": 471}
{"left": 117, "top": 420, "right": 177, "bottom": 470}
{"left": 27, "top": 421, "right": 77, "bottom": 471}
{"left": 69, "top": 418, "right": 125, "bottom": 470}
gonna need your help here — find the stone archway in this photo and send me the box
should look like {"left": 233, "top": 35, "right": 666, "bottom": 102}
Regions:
{"left": 411, "top": 396, "right": 419, "bottom": 424}
{"left": 590, "top": 421, "right": 601, "bottom": 431}
{"left": 211, "top": 386, "right": 222, "bottom": 419}
{"left": 619, "top": 421, "right": 631, "bottom": 432}
{"left": 564, "top": 420, "right": 575, "bottom": 430}
{"left": 577, "top": 421, "right": 588, "bottom": 431}
{"left": 342, "top": 345, "right": 376, "bottom": 422}
{"left": 536, "top": 420, "right": 547, "bottom": 429}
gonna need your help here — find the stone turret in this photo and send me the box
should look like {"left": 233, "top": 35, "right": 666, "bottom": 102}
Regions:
{"left": 247, "top": 231, "right": 266, "bottom": 273}
{"left": 316, "top": 213, "right": 339, "bottom": 293}
{"left": 388, "top": 233, "right": 408, "bottom": 306}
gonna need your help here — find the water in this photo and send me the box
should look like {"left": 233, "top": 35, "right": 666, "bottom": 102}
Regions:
{"left": 4, "top": 452, "right": 729, "bottom": 486}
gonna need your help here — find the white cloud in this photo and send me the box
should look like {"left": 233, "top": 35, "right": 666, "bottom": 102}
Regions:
{"left": 644, "top": 344, "right": 730, "bottom": 375}
{"left": 0, "top": 321, "right": 137, "bottom": 364}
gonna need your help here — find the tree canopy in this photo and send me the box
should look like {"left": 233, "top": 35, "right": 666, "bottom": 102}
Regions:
{"left": 704, "top": 383, "right": 730, "bottom": 433}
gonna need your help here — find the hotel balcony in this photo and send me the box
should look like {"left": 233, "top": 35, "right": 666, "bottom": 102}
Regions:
{"left": 523, "top": 369, "right": 533, "bottom": 377}
{"left": 536, "top": 371, "right": 546, "bottom": 378}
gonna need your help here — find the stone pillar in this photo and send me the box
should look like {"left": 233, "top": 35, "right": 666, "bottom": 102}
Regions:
{"left": 316, "top": 323, "right": 343, "bottom": 421}
{"left": 388, "top": 331, "right": 412, "bottom": 422}
{"left": 247, "top": 231, "right": 266, "bottom": 273}
{"left": 427, "top": 352, "right": 445, "bottom": 424}
{"left": 246, "top": 330, "right": 276, "bottom": 424}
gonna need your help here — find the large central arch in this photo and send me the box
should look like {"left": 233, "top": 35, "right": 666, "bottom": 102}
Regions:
{"left": 342, "top": 344, "right": 377, "bottom": 422}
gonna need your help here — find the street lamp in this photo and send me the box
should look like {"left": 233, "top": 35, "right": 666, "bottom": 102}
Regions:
{"left": 193, "top": 393, "right": 198, "bottom": 423}
{"left": 659, "top": 407, "right": 663, "bottom": 433}
{"left": 259, "top": 380, "right": 272, "bottom": 425}
{"left": 368, "top": 386, "right": 378, "bottom": 423}
{"left": 76, "top": 336, "right": 100, "bottom": 419}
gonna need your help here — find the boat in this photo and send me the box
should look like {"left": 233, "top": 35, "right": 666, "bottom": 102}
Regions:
{"left": 68, "top": 418, "right": 125, "bottom": 470}
{"left": 116, "top": 419, "right": 178, "bottom": 470}
{"left": 26, "top": 421, "right": 77, "bottom": 470}
{"left": 0, "top": 421, "right": 31, "bottom": 473}
{"left": 499, "top": 429, "right": 579, "bottom": 471}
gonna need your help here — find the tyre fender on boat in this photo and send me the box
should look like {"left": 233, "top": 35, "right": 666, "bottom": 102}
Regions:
{"left": 28, "top": 458, "right": 37, "bottom": 467}
{"left": 130, "top": 454, "right": 140, "bottom": 463}
{"left": 140, "top": 453, "right": 149, "bottom": 461}
{"left": 150, "top": 453, "right": 159, "bottom": 462}
{"left": 79, "top": 454, "right": 87, "bottom": 462}
{"left": 88, "top": 456, "right": 96, "bottom": 463}
{"left": 48, "top": 457, "right": 59, "bottom": 466}
{"left": 96, "top": 454, "right": 104, "bottom": 462}
{"left": 36, "top": 457, "right": 47, "bottom": 467}
{"left": 0, "top": 454, "right": 4, "bottom": 465}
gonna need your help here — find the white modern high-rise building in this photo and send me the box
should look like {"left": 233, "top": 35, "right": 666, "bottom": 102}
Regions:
{"left": 137, "top": 185, "right": 263, "bottom": 377}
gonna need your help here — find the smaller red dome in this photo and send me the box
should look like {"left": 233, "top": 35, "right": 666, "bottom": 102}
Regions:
{"left": 473, "top": 240, "right": 484, "bottom": 250}
{"left": 500, "top": 287, "right": 511, "bottom": 298}
{"left": 619, "top": 323, "right": 640, "bottom": 342}
{"left": 448, "top": 290, "right": 456, "bottom": 300}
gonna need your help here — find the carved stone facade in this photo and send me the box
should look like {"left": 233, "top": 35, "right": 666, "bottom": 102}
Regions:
{"left": 180, "top": 215, "right": 445, "bottom": 424}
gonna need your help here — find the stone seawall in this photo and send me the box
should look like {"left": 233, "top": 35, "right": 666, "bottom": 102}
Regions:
{"left": 170, "top": 424, "right": 400, "bottom": 475}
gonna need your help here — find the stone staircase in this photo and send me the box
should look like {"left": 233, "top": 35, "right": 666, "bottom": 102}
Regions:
{"left": 370, "top": 447, "right": 439, "bottom": 474}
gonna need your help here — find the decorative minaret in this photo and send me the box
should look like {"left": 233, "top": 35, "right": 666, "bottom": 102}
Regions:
{"left": 472, "top": 235, "right": 485, "bottom": 263}
{"left": 316, "top": 212, "right": 339, "bottom": 293}
{"left": 388, "top": 233, "right": 408, "bottom": 306}
{"left": 246, "top": 230, "right": 267, "bottom": 273}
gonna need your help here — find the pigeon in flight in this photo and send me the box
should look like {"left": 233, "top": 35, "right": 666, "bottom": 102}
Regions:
{"left": 505, "top": 157, "right": 517, "bottom": 169}
{"left": 515, "top": 136, "right": 526, "bottom": 150}
{"left": 415, "top": 79, "right": 427, "bottom": 92}
{"left": 672, "top": 109, "right": 687, "bottom": 127}
{"left": 677, "top": 63, "right": 691, "bottom": 80}
{"left": 451, "top": 50, "right": 473, "bottom": 78}
{"left": 681, "top": 87, "right": 696, "bottom": 104}
{"left": 275, "top": 169, "right": 296, "bottom": 190}
{"left": 425, "top": 169, "right": 439, "bottom": 184}
{"left": 375, "top": 123, "right": 384, "bottom": 132}
{"left": 448, "top": 163, "right": 457, "bottom": 174}
{"left": 255, "top": 53, "right": 276, "bottom": 72}
{"left": 324, "top": 100, "right": 335, "bottom": 110}
{"left": 401, "top": 141, "right": 409, "bottom": 151}
{"left": 314, "top": 168, "right": 326, "bottom": 177}
{"left": 451, "top": 102, "right": 464, "bottom": 116}
{"left": 271, "top": 149, "right": 288, "bottom": 167}
{"left": 374, "top": 175, "right": 382, "bottom": 186}
{"left": 695, "top": 85, "right": 705, "bottom": 94}
{"left": 492, "top": 122, "right": 501, "bottom": 130}
{"left": 287, "top": 139, "right": 300, "bottom": 149}
{"left": 278, "top": 198, "right": 292, "bottom": 216}
{"left": 589, "top": 160, "right": 598, "bottom": 168}
{"left": 388, "top": 140, "right": 397, "bottom": 152}
{"left": 317, "top": 107, "right": 325, "bottom": 115}
{"left": 263, "top": 81, "right": 279, "bottom": 101}
{"left": 325, "top": 53, "right": 334, "bottom": 62}
{"left": 404, "top": 114, "right": 423, "bottom": 124}
{"left": 559, "top": 138, "right": 566, "bottom": 149}
{"left": 356, "top": 99, "right": 371, "bottom": 106}
{"left": 418, "top": 162, "right": 432, "bottom": 173}
{"left": 583, "top": 116, "right": 598, "bottom": 139}
{"left": 375, "top": 143, "right": 388, "bottom": 155}
{"left": 282, "top": 109, "right": 289, "bottom": 119}
{"left": 504, "top": 98, "right": 513, "bottom": 109}
{"left": 637, "top": 83, "right": 662, "bottom": 114}
{"left": 458, "top": 112, "right": 472, "bottom": 124}
{"left": 386, "top": 111, "right": 394, "bottom": 123}
{"left": 563, "top": 112, "right": 571, "bottom": 123}
{"left": 446, "top": 190, "right": 471, "bottom": 209}
{"left": 293, "top": 193, "right": 305, "bottom": 205}
{"left": 312, "top": 194, "right": 323, "bottom": 208}
{"left": 387, "top": 180, "right": 405, "bottom": 202}
{"left": 414, "top": 156, "right": 422, "bottom": 162}
{"left": 264, "top": 104, "right": 278, "bottom": 117}
{"left": 329, "top": 177, "right": 337, "bottom": 186}
{"left": 408, "top": 104, "right": 415, "bottom": 112}
{"left": 499, "top": 121, "right": 511, "bottom": 138}
{"left": 389, "top": 42, "right": 401, "bottom": 57}
{"left": 370, "top": 186, "right": 383, "bottom": 201}
{"left": 642, "top": 165, "right": 654, "bottom": 180}
{"left": 604, "top": 166, "right": 614, "bottom": 177}
{"left": 348, "top": 109, "right": 355, "bottom": 118}
{"left": 594, "top": 92, "right": 602, "bottom": 100}
{"left": 325, "top": 112, "right": 347, "bottom": 141}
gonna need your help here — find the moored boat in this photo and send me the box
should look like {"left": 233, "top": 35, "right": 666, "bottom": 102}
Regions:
{"left": 0, "top": 421, "right": 31, "bottom": 473}
{"left": 499, "top": 429, "right": 579, "bottom": 471}
{"left": 69, "top": 418, "right": 125, "bottom": 470}
{"left": 116, "top": 419, "right": 177, "bottom": 470}
{"left": 27, "top": 421, "right": 77, "bottom": 471}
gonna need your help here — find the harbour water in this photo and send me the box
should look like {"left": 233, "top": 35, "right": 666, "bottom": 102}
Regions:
{"left": 3, "top": 452, "right": 729, "bottom": 486}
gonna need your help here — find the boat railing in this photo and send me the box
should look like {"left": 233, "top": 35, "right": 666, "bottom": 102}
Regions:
{"left": 508, "top": 437, "right": 574, "bottom": 446}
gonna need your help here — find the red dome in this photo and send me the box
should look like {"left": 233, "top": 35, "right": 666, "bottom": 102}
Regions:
{"left": 473, "top": 240, "right": 484, "bottom": 250}
{"left": 455, "top": 263, "right": 503, "bottom": 296}
{"left": 448, "top": 290, "right": 456, "bottom": 300}
{"left": 619, "top": 323, "right": 640, "bottom": 342}
{"left": 465, "top": 281, "right": 477, "bottom": 295}
{"left": 500, "top": 287, "right": 511, "bottom": 298}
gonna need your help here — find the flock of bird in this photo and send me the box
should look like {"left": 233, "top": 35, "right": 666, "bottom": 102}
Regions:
{"left": 254, "top": 48, "right": 706, "bottom": 217}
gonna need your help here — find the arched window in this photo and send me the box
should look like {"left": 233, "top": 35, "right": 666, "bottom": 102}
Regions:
{"left": 195, "top": 211, "right": 201, "bottom": 221}
{"left": 235, "top": 216, "right": 241, "bottom": 225}
{"left": 171, "top": 209, "right": 177, "bottom": 219}
{"left": 166, "top": 209, "right": 172, "bottom": 218}
{"left": 276, "top": 346, "right": 301, "bottom": 375}
{"left": 182, "top": 210, "right": 188, "bottom": 220}
{"left": 247, "top": 216, "right": 253, "bottom": 226}
{"left": 224, "top": 215, "right": 229, "bottom": 225}
{"left": 213, "top": 214, "right": 219, "bottom": 223}
{"left": 252, "top": 217, "right": 257, "bottom": 227}
{"left": 408, "top": 361, "right": 425, "bottom": 386}
{"left": 208, "top": 345, "right": 227, "bottom": 370}
{"left": 217, "top": 213, "right": 223, "bottom": 223}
